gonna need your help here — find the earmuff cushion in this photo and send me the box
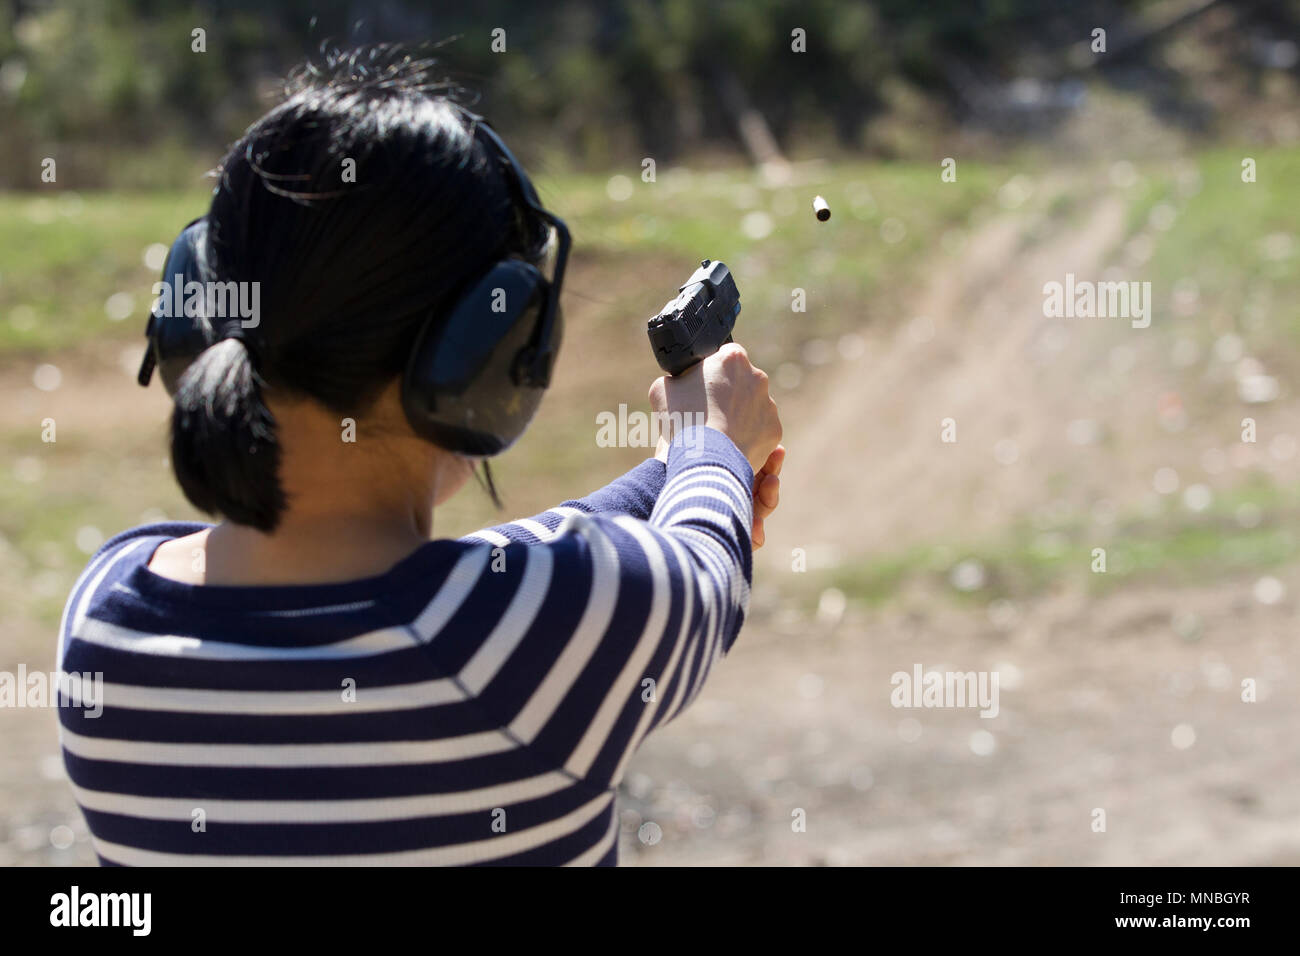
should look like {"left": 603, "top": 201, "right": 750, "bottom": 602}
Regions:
{"left": 151, "top": 219, "right": 219, "bottom": 396}
{"left": 401, "top": 260, "right": 559, "bottom": 456}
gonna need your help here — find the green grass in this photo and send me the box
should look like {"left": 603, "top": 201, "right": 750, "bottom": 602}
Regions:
{"left": 1142, "top": 146, "right": 1300, "bottom": 357}
{"left": 807, "top": 478, "right": 1300, "bottom": 609}
{"left": 0, "top": 190, "right": 208, "bottom": 352}
{"left": 3, "top": 147, "right": 1295, "bottom": 360}
{"left": 0, "top": 159, "right": 1001, "bottom": 360}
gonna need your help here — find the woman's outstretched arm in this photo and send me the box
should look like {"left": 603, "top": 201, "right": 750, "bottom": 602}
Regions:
{"left": 459, "top": 424, "right": 758, "bottom": 791}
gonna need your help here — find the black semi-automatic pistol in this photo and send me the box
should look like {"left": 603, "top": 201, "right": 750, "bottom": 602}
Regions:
{"left": 646, "top": 259, "right": 741, "bottom": 376}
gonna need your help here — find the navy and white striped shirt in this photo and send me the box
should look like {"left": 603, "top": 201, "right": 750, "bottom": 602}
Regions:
{"left": 56, "top": 426, "right": 753, "bottom": 865}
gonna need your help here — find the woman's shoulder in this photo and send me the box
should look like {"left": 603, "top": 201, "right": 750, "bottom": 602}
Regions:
{"left": 62, "top": 521, "right": 211, "bottom": 616}
{"left": 56, "top": 521, "right": 212, "bottom": 667}
{"left": 83, "top": 520, "right": 213, "bottom": 567}
{"left": 69, "top": 519, "right": 209, "bottom": 588}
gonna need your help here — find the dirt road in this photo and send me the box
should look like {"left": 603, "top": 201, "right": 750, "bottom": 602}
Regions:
{"left": 618, "top": 180, "right": 1300, "bottom": 865}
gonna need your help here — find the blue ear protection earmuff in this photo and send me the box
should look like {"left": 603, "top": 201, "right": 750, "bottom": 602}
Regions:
{"left": 137, "top": 108, "right": 570, "bottom": 458}
{"left": 398, "top": 114, "right": 570, "bottom": 456}
{"left": 136, "top": 217, "right": 221, "bottom": 395}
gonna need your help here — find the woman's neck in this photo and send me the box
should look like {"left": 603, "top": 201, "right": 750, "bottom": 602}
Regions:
{"left": 146, "top": 383, "right": 475, "bottom": 587}
{"left": 146, "top": 510, "right": 430, "bottom": 587}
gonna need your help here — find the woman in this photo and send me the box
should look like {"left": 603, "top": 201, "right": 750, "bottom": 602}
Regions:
{"left": 56, "top": 46, "right": 783, "bottom": 866}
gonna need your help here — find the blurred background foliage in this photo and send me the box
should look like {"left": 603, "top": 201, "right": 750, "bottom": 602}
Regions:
{"left": 2, "top": 0, "right": 1300, "bottom": 187}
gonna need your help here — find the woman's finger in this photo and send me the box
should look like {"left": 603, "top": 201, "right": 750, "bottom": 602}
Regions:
{"left": 751, "top": 447, "right": 784, "bottom": 550}
{"left": 759, "top": 444, "right": 786, "bottom": 479}
{"left": 753, "top": 447, "right": 783, "bottom": 496}
{"left": 756, "top": 473, "right": 780, "bottom": 510}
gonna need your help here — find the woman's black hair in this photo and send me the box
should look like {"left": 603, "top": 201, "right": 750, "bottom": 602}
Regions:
{"left": 169, "top": 44, "right": 550, "bottom": 533}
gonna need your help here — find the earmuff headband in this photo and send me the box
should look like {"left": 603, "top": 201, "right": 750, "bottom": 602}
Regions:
{"left": 455, "top": 107, "right": 570, "bottom": 389}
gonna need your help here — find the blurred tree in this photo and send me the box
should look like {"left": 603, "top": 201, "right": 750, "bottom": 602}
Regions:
{"left": 0, "top": 0, "right": 1295, "bottom": 187}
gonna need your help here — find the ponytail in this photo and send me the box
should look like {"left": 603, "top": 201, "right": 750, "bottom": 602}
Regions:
{"left": 170, "top": 337, "right": 285, "bottom": 532}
